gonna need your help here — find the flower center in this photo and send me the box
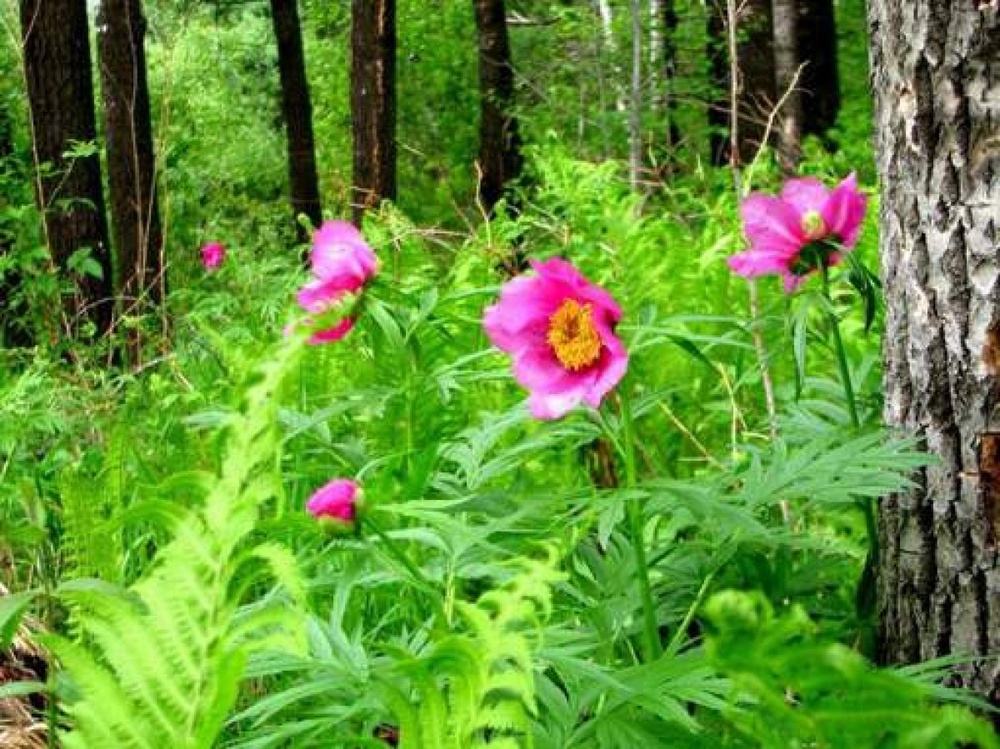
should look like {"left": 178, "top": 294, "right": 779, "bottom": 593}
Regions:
{"left": 800, "top": 210, "right": 827, "bottom": 241}
{"left": 548, "top": 299, "right": 603, "bottom": 371}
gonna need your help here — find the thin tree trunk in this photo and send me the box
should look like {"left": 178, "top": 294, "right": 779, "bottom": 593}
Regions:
{"left": 872, "top": 0, "right": 1000, "bottom": 702}
{"left": 798, "top": 0, "right": 838, "bottom": 138}
{"left": 653, "top": 0, "right": 680, "bottom": 177}
{"left": 707, "top": 0, "right": 776, "bottom": 167}
{"left": 19, "top": 0, "right": 114, "bottom": 337}
{"left": 350, "top": 0, "right": 396, "bottom": 225}
{"left": 628, "top": 0, "right": 643, "bottom": 190}
{"left": 473, "top": 0, "right": 523, "bottom": 216}
{"left": 270, "top": 0, "right": 322, "bottom": 245}
{"left": 771, "top": 0, "right": 801, "bottom": 173}
{"left": 97, "top": 0, "right": 164, "bottom": 316}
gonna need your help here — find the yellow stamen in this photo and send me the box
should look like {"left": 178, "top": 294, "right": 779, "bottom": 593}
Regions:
{"left": 801, "top": 210, "right": 827, "bottom": 240}
{"left": 548, "top": 299, "right": 602, "bottom": 371}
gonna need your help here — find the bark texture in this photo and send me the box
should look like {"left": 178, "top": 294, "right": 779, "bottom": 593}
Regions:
{"left": 872, "top": 0, "right": 1000, "bottom": 702}
{"left": 797, "top": 0, "right": 839, "bottom": 137}
{"left": 473, "top": 0, "right": 523, "bottom": 214}
{"left": 771, "top": 0, "right": 801, "bottom": 172}
{"left": 708, "top": 0, "right": 776, "bottom": 166}
{"left": 351, "top": 0, "right": 396, "bottom": 225}
{"left": 98, "top": 0, "right": 164, "bottom": 310}
{"left": 20, "top": 0, "right": 114, "bottom": 335}
{"left": 270, "top": 0, "right": 323, "bottom": 243}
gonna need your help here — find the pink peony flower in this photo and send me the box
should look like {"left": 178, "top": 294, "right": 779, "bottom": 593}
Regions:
{"left": 728, "top": 173, "right": 867, "bottom": 292}
{"left": 201, "top": 242, "right": 225, "bottom": 270}
{"left": 297, "top": 221, "right": 378, "bottom": 343}
{"left": 483, "top": 257, "right": 628, "bottom": 420}
{"left": 306, "top": 478, "right": 360, "bottom": 525}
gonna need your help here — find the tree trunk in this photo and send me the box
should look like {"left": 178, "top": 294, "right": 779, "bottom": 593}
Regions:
{"left": 270, "top": 0, "right": 323, "bottom": 245}
{"left": 657, "top": 0, "right": 681, "bottom": 171}
{"left": 707, "top": 0, "right": 776, "bottom": 167}
{"left": 350, "top": 0, "right": 396, "bottom": 225}
{"left": 628, "top": 0, "right": 643, "bottom": 190}
{"left": 473, "top": 0, "right": 523, "bottom": 216}
{"left": 872, "top": 0, "right": 1000, "bottom": 703}
{"left": 771, "top": 0, "right": 801, "bottom": 173}
{"left": 19, "top": 0, "right": 114, "bottom": 337}
{"left": 97, "top": 0, "right": 164, "bottom": 314}
{"left": 797, "top": 0, "right": 839, "bottom": 137}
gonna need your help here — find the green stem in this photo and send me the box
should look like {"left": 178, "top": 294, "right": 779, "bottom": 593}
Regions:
{"left": 364, "top": 516, "right": 449, "bottom": 626}
{"left": 820, "top": 263, "right": 860, "bottom": 429}
{"left": 618, "top": 395, "right": 661, "bottom": 662}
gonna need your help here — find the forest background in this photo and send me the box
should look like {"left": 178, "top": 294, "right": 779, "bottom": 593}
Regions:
{"left": 1, "top": 0, "right": 998, "bottom": 747}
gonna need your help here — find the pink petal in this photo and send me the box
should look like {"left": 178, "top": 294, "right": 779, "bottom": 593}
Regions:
{"left": 512, "top": 345, "right": 588, "bottom": 395}
{"left": 311, "top": 220, "right": 378, "bottom": 282}
{"left": 583, "top": 321, "right": 629, "bottom": 407}
{"left": 528, "top": 388, "right": 589, "bottom": 420}
{"left": 308, "top": 316, "right": 356, "bottom": 344}
{"left": 780, "top": 178, "right": 829, "bottom": 217}
{"left": 306, "top": 478, "right": 359, "bottom": 521}
{"left": 821, "top": 173, "right": 867, "bottom": 249}
{"left": 297, "top": 277, "right": 355, "bottom": 314}
{"left": 740, "top": 194, "right": 805, "bottom": 254}
{"left": 727, "top": 248, "right": 795, "bottom": 278}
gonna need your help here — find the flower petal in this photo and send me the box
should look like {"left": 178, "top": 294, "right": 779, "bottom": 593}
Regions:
{"left": 740, "top": 194, "right": 804, "bottom": 254}
{"left": 821, "top": 173, "right": 867, "bottom": 248}
{"left": 780, "top": 177, "right": 829, "bottom": 217}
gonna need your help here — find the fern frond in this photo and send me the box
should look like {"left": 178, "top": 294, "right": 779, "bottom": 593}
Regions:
{"left": 49, "top": 338, "right": 307, "bottom": 749}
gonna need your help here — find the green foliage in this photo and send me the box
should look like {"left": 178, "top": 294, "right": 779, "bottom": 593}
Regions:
{"left": 46, "top": 337, "right": 307, "bottom": 749}
{"left": 703, "top": 591, "right": 998, "bottom": 748}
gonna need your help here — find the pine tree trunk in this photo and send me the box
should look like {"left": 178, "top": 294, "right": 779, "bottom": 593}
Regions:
{"left": 659, "top": 0, "right": 681, "bottom": 170}
{"left": 19, "top": 0, "right": 114, "bottom": 337}
{"left": 797, "top": 0, "right": 839, "bottom": 137}
{"left": 97, "top": 0, "right": 164, "bottom": 314}
{"left": 872, "top": 0, "right": 1000, "bottom": 702}
{"left": 350, "top": 0, "right": 396, "bottom": 225}
{"left": 708, "top": 0, "right": 776, "bottom": 167}
{"left": 771, "top": 0, "right": 801, "bottom": 173}
{"left": 270, "top": 0, "right": 322, "bottom": 245}
{"left": 473, "top": 0, "right": 523, "bottom": 216}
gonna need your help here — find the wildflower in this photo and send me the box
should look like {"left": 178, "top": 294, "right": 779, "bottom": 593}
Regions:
{"left": 728, "top": 173, "right": 867, "bottom": 292}
{"left": 200, "top": 242, "right": 225, "bottom": 270}
{"left": 483, "top": 257, "right": 628, "bottom": 420}
{"left": 306, "top": 478, "right": 361, "bottom": 527}
{"left": 297, "top": 221, "right": 378, "bottom": 343}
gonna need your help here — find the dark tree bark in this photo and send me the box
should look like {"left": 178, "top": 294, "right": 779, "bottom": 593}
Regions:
{"left": 659, "top": 0, "right": 681, "bottom": 164}
{"left": 707, "top": 0, "right": 776, "bottom": 167}
{"left": 473, "top": 0, "right": 523, "bottom": 215}
{"left": 19, "top": 0, "right": 114, "bottom": 336}
{"left": 771, "top": 0, "right": 801, "bottom": 173}
{"left": 350, "top": 0, "right": 396, "bottom": 225}
{"left": 797, "top": 0, "right": 839, "bottom": 137}
{"left": 270, "top": 0, "right": 323, "bottom": 244}
{"left": 872, "top": 0, "right": 1000, "bottom": 703}
{"left": 97, "top": 0, "right": 164, "bottom": 312}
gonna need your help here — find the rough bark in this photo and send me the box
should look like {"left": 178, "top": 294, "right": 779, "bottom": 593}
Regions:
{"left": 97, "top": 0, "right": 164, "bottom": 312}
{"left": 658, "top": 0, "right": 681, "bottom": 166}
{"left": 771, "top": 0, "right": 801, "bottom": 172}
{"left": 473, "top": 0, "right": 523, "bottom": 215}
{"left": 707, "top": 0, "right": 776, "bottom": 167}
{"left": 19, "top": 0, "right": 114, "bottom": 336}
{"left": 872, "top": 0, "right": 1000, "bottom": 703}
{"left": 797, "top": 0, "right": 839, "bottom": 137}
{"left": 270, "top": 0, "right": 323, "bottom": 244}
{"left": 350, "top": 0, "right": 396, "bottom": 225}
